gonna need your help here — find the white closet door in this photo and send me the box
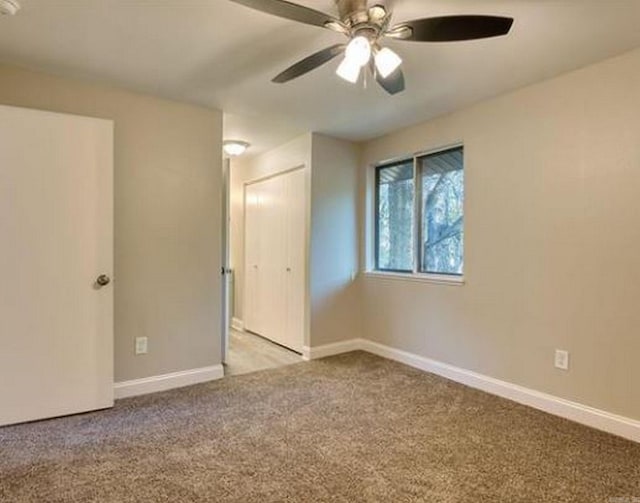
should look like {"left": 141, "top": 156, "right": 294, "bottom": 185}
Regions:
{"left": 243, "top": 168, "right": 306, "bottom": 353}
{"left": 244, "top": 183, "right": 262, "bottom": 335}
{"left": 0, "top": 105, "right": 113, "bottom": 426}
{"left": 284, "top": 169, "right": 306, "bottom": 352}
{"left": 257, "top": 175, "right": 287, "bottom": 348}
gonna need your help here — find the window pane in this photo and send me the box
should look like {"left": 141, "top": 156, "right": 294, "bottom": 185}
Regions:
{"left": 376, "top": 161, "right": 414, "bottom": 271}
{"left": 419, "top": 147, "right": 464, "bottom": 275}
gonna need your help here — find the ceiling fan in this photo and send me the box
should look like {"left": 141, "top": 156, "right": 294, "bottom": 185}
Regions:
{"left": 229, "top": 0, "right": 514, "bottom": 95}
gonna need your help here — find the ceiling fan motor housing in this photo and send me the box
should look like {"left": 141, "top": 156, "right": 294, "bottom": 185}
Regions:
{"left": 0, "top": 0, "right": 20, "bottom": 16}
{"left": 335, "top": 0, "right": 369, "bottom": 20}
{"left": 353, "top": 26, "right": 378, "bottom": 43}
{"left": 336, "top": 0, "right": 389, "bottom": 29}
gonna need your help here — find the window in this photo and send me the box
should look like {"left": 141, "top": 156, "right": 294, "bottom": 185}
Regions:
{"left": 375, "top": 160, "right": 414, "bottom": 272}
{"left": 374, "top": 146, "right": 464, "bottom": 277}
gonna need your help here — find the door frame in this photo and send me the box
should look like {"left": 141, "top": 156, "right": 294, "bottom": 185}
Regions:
{"left": 221, "top": 157, "right": 231, "bottom": 364}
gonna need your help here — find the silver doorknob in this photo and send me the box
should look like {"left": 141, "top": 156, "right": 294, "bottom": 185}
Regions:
{"left": 96, "top": 274, "right": 111, "bottom": 287}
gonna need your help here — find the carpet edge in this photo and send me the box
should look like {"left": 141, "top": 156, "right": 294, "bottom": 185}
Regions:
{"left": 307, "top": 337, "right": 640, "bottom": 444}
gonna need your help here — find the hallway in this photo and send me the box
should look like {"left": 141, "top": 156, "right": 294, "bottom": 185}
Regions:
{"left": 224, "top": 329, "right": 302, "bottom": 376}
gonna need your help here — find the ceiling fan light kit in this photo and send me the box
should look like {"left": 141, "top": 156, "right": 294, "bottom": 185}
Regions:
{"left": 334, "top": 34, "right": 372, "bottom": 83}
{"left": 230, "top": 0, "right": 514, "bottom": 95}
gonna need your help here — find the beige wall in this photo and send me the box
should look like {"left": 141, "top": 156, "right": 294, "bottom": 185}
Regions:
{"left": 310, "top": 134, "right": 362, "bottom": 346}
{"left": 0, "top": 64, "right": 223, "bottom": 382}
{"left": 360, "top": 47, "right": 640, "bottom": 420}
{"left": 229, "top": 133, "right": 361, "bottom": 347}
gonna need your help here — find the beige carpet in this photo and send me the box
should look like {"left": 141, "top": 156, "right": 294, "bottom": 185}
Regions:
{"left": 2, "top": 351, "right": 640, "bottom": 502}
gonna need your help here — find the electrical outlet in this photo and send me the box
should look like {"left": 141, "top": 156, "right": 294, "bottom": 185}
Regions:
{"left": 554, "top": 349, "right": 569, "bottom": 370}
{"left": 135, "top": 337, "right": 148, "bottom": 355}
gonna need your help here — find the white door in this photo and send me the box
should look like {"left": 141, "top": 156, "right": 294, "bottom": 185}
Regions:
{"left": 0, "top": 105, "right": 114, "bottom": 427}
{"left": 283, "top": 168, "right": 306, "bottom": 352}
{"left": 243, "top": 168, "right": 306, "bottom": 353}
{"left": 244, "top": 182, "right": 262, "bottom": 335}
{"left": 258, "top": 174, "right": 287, "bottom": 348}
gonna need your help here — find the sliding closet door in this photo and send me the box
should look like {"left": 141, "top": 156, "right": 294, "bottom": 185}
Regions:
{"left": 283, "top": 169, "right": 306, "bottom": 352}
{"left": 0, "top": 105, "right": 113, "bottom": 426}
{"left": 243, "top": 168, "right": 306, "bottom": 352}
{"left": 257, "top": 175, "right": 287, "bottom": 347}
{"left": 244, "top": 183, "right": 263, "bottom": 335}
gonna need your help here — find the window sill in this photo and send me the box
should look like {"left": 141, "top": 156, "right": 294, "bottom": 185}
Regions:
{"left": 363, "top": 270, "right": 465, "bottom": 286}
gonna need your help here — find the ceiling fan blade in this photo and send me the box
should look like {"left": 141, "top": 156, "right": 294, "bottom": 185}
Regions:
{"left": 273, "top": 44, "right": 346, "bottom": 83}
{"left": 387, "top": 15, "right": 514, "bottom": 42}
{"left": 229, "top": 0, "right": 341, "bottom": 29}
{"left": 372, "top": 63, "right": 405, "bottom": 95}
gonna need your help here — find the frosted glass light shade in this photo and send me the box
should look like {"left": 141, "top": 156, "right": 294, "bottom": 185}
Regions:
{"left": 375, "top": 47, "right": 402, "bottom": 78}
{"left": 223, "top": 140, "right": 250, "bottom": 157}
{"left": 345, "top": 36, "right": 372, "bottom": 67}
{"left": 336, "top": 58, "right": 361, "bottom": 83}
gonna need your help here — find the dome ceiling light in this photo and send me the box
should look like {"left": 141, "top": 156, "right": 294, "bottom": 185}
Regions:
{"left": 223, "top": 140, "right": 251, "bottom": 157}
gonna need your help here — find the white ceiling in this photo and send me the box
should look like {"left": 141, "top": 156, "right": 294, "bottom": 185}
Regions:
{"left": 1, "top": 0, "right": 640, "bottom": 155}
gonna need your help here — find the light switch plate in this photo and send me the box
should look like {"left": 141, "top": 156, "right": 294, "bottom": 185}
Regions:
{"left": 554, "top": 349, "right": 569, "bottom": 370}
{"left": 135, "top": 337, "right": 148, "bottom": 355}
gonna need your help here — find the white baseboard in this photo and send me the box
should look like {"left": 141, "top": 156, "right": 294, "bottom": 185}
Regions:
{"left": 304, "top": 338, "right": 640, "bottom": 443}
{"left": 302, "top": 339, "right": 362, "bottom": 361}
{"left": 114, "top": 364, "right": 224, "bottom": 399}
{"left": 231, "top": 317, "right": 244, "bottom": 331}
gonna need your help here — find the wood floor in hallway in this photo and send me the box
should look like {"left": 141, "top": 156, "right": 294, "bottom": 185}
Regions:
{"left": 224, "top": 329, "right": 301, "bottom": 376}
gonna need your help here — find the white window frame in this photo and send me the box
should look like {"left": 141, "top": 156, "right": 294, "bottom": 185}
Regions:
{"left": 364, "top": 143, "right": 465, "bottom": 286}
